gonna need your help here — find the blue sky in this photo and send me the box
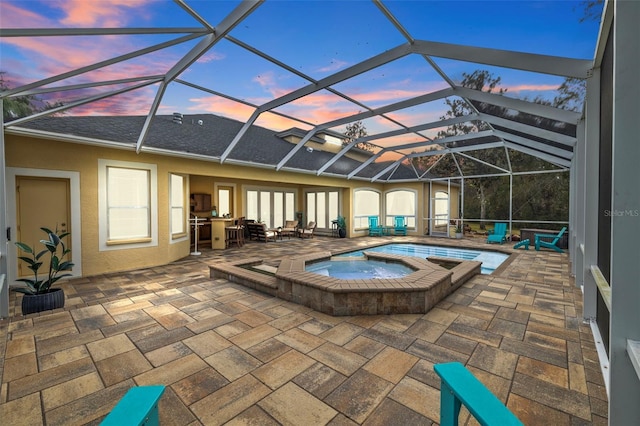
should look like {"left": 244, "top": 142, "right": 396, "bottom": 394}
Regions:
{"left": 1, "top": 0, "right": 602, "bottom": 142}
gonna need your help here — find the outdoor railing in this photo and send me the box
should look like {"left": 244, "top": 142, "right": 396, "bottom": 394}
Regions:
{"left": 590, "top": 264, "right": 640, "bottom": 384}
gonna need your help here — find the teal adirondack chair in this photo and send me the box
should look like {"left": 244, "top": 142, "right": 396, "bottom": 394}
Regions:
{"left": 534, "top": 227, "right": 567, "bottom": 253}
{"left": 368, "top": 216, "right": 383, "bottom": 236}
{"left": 486, "top": 223, "right": 507, "bottom": 244}
{"left": 393, "top": 216, "right": 407, "bottom": 236}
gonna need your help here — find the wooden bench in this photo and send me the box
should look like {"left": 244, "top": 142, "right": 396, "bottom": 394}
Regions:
{"left": 101, "top": 385, "right": 165, "bottom": 426}
{"left": 434, "top": 362, "right": 522, "bottom": 426}
{"left": 246, "top": 222, "right": 277, "bottom": 242}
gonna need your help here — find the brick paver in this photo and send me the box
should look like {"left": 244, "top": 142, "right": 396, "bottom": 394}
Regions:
{"left": 0, "top": 235, "right": 608, "bottom": 424}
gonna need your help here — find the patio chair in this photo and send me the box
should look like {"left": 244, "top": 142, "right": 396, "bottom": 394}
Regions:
{"left": 368, "top": 216, "right": 383, "bottom": 236}
{"left": 486, "top": 223, "right": 507, "bottom": 244}
{"left": 534, "top": 227, "right": 566, "bottom": 253}
{"left": 393, "top": 216, "right": 407, "bottom": 236}
{"left": 298, "top": 221, "right": 316, "bottom": 239}
{"left": 281, "top": 220, "right": 298, "bottom": 239}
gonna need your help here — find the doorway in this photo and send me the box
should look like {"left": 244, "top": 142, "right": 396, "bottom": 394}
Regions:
{"left": 16, "top": 176, "right": 72, "bottom": 277}
{"left": 7, "top": 168, "right": 82, "bottom": 285}
{"left": 431, "top": 190, "right": 450, "bottom": 236}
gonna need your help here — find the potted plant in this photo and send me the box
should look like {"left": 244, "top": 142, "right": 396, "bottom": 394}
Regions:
{"left": 336, "top": 216, "right": 347, "bottom": 238}
{"left": 455, "top": 222, "right": 463, "bottom": 239}
{"left": 14, "top": 227, "right": 74, "bottom": 315}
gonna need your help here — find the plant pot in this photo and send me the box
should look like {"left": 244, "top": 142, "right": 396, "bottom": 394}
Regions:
{"left": 21, "top": 288, "right": 65, "bottom": 315}
{"left": 338, "top": 228, "right": 347, "bottom": 238}
{"left": 455, "top": 233, "right": 463, "bottom": 239}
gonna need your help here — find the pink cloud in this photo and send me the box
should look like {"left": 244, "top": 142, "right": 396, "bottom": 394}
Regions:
{"left": 1, "top": 2, "right": 192, "bottom": 113}
{"left": 0, "top": 2, "right": 50, "bottom": 28}
{"left": 185, "top": 95, "right": 256, "bottom": 122}
{"left": 251, "top": 71, "right": 299, "bottom": 99}
{"left": 317, "top": 59, "right": 349, "bottom": 73}
{"left": 66, "top": 83, "right": 159, "bottom": 116}
{"left": 57, "top": 0, "right": 151, "bottom": 27}
{"left": 503, "top": 83, "right": 559, "bottom": 93}
{"left": 196, "top": 51, "right": 225, "bottom": 64}
{"left": 255, "top": 112, "right": 313, "bottom": 132}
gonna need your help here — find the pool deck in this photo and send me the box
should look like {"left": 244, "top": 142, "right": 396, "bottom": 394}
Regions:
{"left": 0, "top": 235, "right": 608, "bottom": 425}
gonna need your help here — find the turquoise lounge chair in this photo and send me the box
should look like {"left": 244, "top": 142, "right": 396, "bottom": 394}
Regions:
{"left": 534, "top": 227, "right": 567, "bottom": 253}
{"left": 486, "top": 223, "right": 507, "bottom": 244}
{"left": 368, "top": 216, "right": 383, "bottom": 236}
{"left": 393, "top": 216, "right": 407, "bottom": 236}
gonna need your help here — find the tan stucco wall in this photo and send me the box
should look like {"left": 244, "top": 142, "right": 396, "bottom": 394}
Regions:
{"left": 5, "top": 135, "right": 367, "bottom": 275}
{"left": 5, "top": 133, "right": 444, "bottom": 276}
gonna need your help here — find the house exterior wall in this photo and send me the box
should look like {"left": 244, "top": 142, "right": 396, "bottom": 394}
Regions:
{"left": 6, "top": 134, "right": 435, "bottom": 278}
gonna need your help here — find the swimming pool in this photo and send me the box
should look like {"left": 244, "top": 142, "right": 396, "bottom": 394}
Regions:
{"left": 335, "top": 243, "right": 509, "bottom": 274}
{"left": 306, "top": 258, "right": 414, "bottom": 279}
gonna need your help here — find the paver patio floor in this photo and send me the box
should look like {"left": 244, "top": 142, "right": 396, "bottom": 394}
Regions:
{"left": 0, "top": 235, "right": 608, "bottom": 425}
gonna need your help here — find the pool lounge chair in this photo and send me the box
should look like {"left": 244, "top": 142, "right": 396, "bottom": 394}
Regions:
{"left": 486, "top": 223, "right": 507, "bottom": 244}
{"left": 368, "top": 216, "right": 383, "bottom": 236}
{"left": 393, "top": 216, "right": 407, "bottom": 236}
{"left": 534, "top": 227, "right": 567, "bottom": 253}
{"left": 281, "top": 220, "right": 298, "bottom": 239}
{"left": 298, "top": 221, "right": 316, "bottom": 239}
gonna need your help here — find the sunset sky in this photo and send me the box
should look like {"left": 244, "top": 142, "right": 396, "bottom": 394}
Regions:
{"left": 0, "top": 0, "right": 602, "bottom": 144}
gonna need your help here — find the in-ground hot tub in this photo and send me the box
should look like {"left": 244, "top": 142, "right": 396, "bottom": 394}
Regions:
{"left": 210, "top": 248, "right": 487, "bottom": 316}
{"left": 305, "top": 257, "right": 415, "bottom": 279}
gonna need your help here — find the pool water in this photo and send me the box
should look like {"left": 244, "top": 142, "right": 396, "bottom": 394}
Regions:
{"left": 306, "top": 259, "right": 414, "bottom": 279}
{"left": 335, "top": 243, "right": 508, "bottom": 274}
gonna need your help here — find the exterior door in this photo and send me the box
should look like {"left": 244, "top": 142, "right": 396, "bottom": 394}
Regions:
{"left": 16, "top": 176, "right": 71, "bottom": 278}
{"left": 431, "top": 190, "right": 449, "bottom": 236}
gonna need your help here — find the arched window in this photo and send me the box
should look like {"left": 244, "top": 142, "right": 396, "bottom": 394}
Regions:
{"left": 353, "top": 189, "right": 380, "bottom": 229}
{"left": 385, "top": 189, "right": 417, "bottom": 228}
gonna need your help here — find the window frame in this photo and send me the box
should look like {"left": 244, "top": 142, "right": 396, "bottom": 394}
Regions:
{"left": 384, "top": 189, "right": 417, "bottom": 228}
{"left": 304, "top": 188, "right": 340, "bottom": 231}
{"left": 245, "top": 186, "right": 296, "bottom": 229}
{"left": 98, "top": 159, "right": 158, "bottom": 251}
{"left": 353, "top": 188, "right": 381, "bottom": 230}
{"left": 170, "top": 173, "right": 187, "bottom": 240}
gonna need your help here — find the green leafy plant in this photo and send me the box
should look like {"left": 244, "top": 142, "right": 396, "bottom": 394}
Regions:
{"left": 15, "top": 227, "right": 74, "bottom": 295}
{"left": 336, "top": 215, "right": 347, "bottom": 238}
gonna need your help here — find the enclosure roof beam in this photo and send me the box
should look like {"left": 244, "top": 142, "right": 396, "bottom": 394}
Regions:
{"left": 453, "top": 86, "right": 582, "bottom": 125}
{"left": 1, "top": 33, "right": 202, "bottom": 98}
{"left": 504, "top": 141, "right": 571, "bottom": 167}
{"left": 479, "top": 113, "right": 576, "bottom": 147}
{"left": 257, "top": 43, "right": 412, "bottom": 113}
{"left": 412, "top": 40, "right": 593, "bottom": 78}
{"left": 494, "top": 130, "right": 573, "bottom": 160}
{"left": 0, "top": 27, "right": 208, "bottom": 37}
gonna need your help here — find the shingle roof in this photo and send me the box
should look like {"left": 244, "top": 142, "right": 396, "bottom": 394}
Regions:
{"left": 18, "top": 114, "right": 420, "bottom": 181}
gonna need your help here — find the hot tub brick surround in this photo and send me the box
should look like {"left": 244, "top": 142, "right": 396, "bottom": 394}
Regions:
{"left": 210, "top": 249, "right": 483, "bottom": 316}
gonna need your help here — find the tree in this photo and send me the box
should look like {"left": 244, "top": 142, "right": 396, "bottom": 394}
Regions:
{"left": 343, "top": 120, "right": 374, "bottom": 152}
{"left": 1, "top": 73, "right": 36, "bottom": 121}
{"left": 435, "top": 70, "right": 507, "bottom": 228}
{"left": 553, "top": 77, "right": 586, "bottom": 112}
{"left": 1, "top": 72, "right": 64, "bottom": 121}
{"left": 577, "top": 0, "right": 605, "bottom": 23}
